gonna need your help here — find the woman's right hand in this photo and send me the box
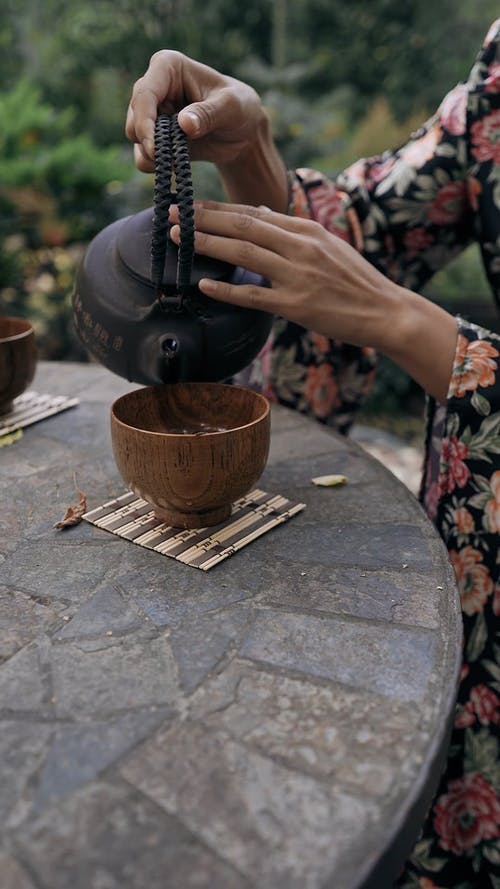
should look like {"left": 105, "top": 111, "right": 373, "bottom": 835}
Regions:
{"left": 125, "top": 51, "right": 266, "bottom": 171}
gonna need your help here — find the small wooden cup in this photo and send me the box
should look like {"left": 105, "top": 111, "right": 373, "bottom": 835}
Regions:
{"left": 0, "top": 317, "right": 37, "bottom": 416}
{"left": 110, "top": 382, "right": 271, "bottom": 528}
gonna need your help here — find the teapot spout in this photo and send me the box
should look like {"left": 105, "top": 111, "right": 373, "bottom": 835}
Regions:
{"left": 158, "top": 334, "right": 181, "bottom": 383}
{"left": 135, "top": 330, "right": 204, "bottom": 384}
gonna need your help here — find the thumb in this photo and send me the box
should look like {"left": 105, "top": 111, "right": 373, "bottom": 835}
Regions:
{"left": 177, "top": 105, "right": 204, "bottom": 138}
{"left": 177, "top": 94, "right": 229, "bottom": 140}
{"left": 177, "top": 101, "right": 220, "bottom": 139}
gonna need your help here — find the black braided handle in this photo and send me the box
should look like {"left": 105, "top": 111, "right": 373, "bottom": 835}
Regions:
{"left": 151, "top": 114, "right": 195, "bottom": 306}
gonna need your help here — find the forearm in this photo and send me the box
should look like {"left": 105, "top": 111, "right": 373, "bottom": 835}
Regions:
{"left": 217, "top": 112, "right": 289, "bottom": 212}
{"left": 378, "top": 285, "right": 458, "bottom": 404}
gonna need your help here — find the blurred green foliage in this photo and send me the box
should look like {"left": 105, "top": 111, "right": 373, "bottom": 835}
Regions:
{"left": 0, "top": 0, "right": 498, "bottom": 412}
{"left": 0, "top": 79, "right": 133, "bottom": 242}
{"left": 0, "top": 75, "right": 136, "bottom": 358}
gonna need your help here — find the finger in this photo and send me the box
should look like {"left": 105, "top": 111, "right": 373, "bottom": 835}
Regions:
{"left": 177, "top": 81, "right": 250, "bottom": 140}
{"left": 129, "top": 55, "right": 224, "bottom": 149}
{"left": 195, "top": 199, "right": 311, "bottom": 234}
{"left": 133, "top": 143, "right": 155, "bottom": 173}
{"left": 128, "top": 54, "right": 185, "bottom": 158}
{"left": 199, "top": 277, "right": 278, "bottom": 315}
{"left": 125, "top": 104, "right": 135, "bottom": 141}
{"left": 194, "top": 206, "right": 311, "bottom": 262}
{"left": 169, "top": 203, "right": 303, "bottom": 256}
{"left": 127, "top": 81, "right": 160, "bottom": 159}
{"left": 168, "top": 201, "right": 257, "bottom": 223}
{"left": 169, "top": 224, "right": 288, "bottom": 281}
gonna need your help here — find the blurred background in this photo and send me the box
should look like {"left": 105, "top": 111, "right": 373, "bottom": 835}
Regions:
{"left": 0, "top": 0, "right": 498, "bottom": 423}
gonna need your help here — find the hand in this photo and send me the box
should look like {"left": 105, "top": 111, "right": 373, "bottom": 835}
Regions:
{"left": 170, "top": 201, "right": 399, "bottom": 348}
{"left": 126, "top": 53, "right": 288, "bottom": 210}
{"left": 169, "top": 200, "right": 458, "bottom": 402}
{"left": 126, "top": 52, "right": 266, "bottom": 171}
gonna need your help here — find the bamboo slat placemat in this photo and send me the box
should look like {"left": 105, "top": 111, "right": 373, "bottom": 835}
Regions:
{"left": 0, "top": 391, "right": 79, "bottom": 437}
{"left": 83, "top": 489, "right": 306, "bottom": 570}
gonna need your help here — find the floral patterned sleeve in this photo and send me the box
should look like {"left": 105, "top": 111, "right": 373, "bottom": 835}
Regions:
{"left": 321, "top": 18, "right": 500, "bottom": 297}
{"left": 236, "top": 20, "right": 500, "bottom": 434}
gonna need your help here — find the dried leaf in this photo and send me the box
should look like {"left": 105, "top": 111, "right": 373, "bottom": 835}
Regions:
{"left": 54, "top": 479, "right": 87, "bottom": 529}
{"left": 311, "top": 474, "right": 348, "bottom": 487}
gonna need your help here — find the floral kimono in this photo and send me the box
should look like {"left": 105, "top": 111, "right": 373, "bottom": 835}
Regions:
{"left": 237, "top": 20, "right": 500, "bottom": 888}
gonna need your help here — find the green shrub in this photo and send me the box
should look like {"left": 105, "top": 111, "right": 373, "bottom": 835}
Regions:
{"left": 0, "top": 79, "right": 135, "bottom": 359}
{"left": 0, "top": 79, "right": 134, "bottom": 245}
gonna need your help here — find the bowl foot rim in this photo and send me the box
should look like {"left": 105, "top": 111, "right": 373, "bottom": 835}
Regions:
{"left": 0, "top": 399, "right": 14, "bottom": 416}
{"left": 153, "top": 502, "right": 232, "bottom": 529}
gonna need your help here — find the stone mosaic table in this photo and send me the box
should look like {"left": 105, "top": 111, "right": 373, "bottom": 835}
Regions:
{"left": 0, "top": 361, "right": 462, "bottom": 889}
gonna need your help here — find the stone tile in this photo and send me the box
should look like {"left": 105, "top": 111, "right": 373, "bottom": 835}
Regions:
{"left": 170, "top": 606, "right": 252, "bottom": 692}
{"left": 15, "top": 779, "right": 249, "bottom": 889}
{"left": 195, "top": 665, "right": 421, "bottom": 797}
{"left": 257, "top": 566, "right": 442, "bottom": 629}
{"left": 267, "top": 421, "right": 348, "bottom": 465}
{"left": 0, "top": 721, "right": 52, "bottom": 827}
{"left": 0, "top": 445, "right": 120, "bottom": 545}
{"left": 32, "top": 361, "right": 137, "bottom": 404}
{"left": 0, "top": 853, "right": 37, "bottom": 889}
{"left": 51, "top": 634, "right": 179, "bottom": 717}
{"left": 186, "top": 659, "right": 245, "bottom": 719}
{"left": 0, "top": 587, "right": 66, "bottom": 663}
{"left": 117, "top": 560, "right": 260, "bottom": 627}
{"left": 0, "top": 471, "right": 70, "bottom": 546}
{"left": 0, "top": 436, "right": 74, "bottom": 481}
{"left": 0, "top": 643, "right": 47, "bottom": 711}
{"left": 121, "top": 721, "right": 374, "bottom": 889}
{"left": 2, "top": 539, "right": 118, "bottom": 604}
{"left": 33, "top": 401, "right": 111, "bottom": 449}
{"left": 305, "top": 479, "right": 426, "bottom": 525}
{"left": 262, "top": 447, "right": 381, "bottom": 486}
{"left": 240, "top": 610, "right": 438, "bottom": 702}
{"left": 76, "top": 375, "right": 140, "bottom": 404}
{"left": 32, "top": 708, "right": 171, "bottom": 810}
{"left": 54, "top": 585, "right": 143, "bottom": 640}
{"left": 268, "top": 521, "right": 433, "bottom": 569}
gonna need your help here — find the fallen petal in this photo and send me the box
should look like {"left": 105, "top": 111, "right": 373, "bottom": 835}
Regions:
{"left": 311, "top": 474, "right": 348, "bottom": 487}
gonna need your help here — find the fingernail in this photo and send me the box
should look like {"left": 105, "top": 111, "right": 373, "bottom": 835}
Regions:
{"left": 183, "top": 111, "right": 201, "bottom": 135}
{"left": 199, "top": 278, "right": 216, "bottom": 293}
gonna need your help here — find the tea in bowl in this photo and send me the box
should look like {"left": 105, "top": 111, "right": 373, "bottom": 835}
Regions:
{"left": 110, "top": 382, "right": 271, "bottom": 528}
{"left": 0, "top": 317, "right": 37, "bottom": 415}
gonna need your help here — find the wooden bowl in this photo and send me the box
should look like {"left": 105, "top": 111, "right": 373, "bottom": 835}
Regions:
{"left": 110, "top": 382, "right": 270, "bottom": 528}
{"left": 0, "top": 317, "right": 37, "bottom": 415}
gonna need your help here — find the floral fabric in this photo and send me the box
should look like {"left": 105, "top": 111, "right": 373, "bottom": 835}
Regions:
{"left": 239, "top": 20, "right": 500, "bottom": 887}
{"left": 400, "top": 318, "right": 500, "bottom": 888}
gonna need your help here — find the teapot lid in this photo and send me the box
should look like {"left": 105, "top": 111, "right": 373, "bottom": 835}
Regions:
{"left": 116, "top": 207, "right": 233, "bottom": 290}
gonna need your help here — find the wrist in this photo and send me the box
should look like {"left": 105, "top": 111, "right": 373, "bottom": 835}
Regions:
{"left": 379, "top": 285, "right": 458, "bottom": 403}
{"left": 218, "top": 111, "right": 289, "bottom": 212}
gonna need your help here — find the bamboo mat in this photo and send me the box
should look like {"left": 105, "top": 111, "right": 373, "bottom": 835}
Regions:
{"left": 0, "top": 391, "right": 79, "bottom": 437}
{"left": 83, "top": 489, "right": 306, "bottom": 570}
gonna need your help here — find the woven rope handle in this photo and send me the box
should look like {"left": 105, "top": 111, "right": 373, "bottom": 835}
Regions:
{"left": 151, "top": 114, "right": 195, "bottom": 301}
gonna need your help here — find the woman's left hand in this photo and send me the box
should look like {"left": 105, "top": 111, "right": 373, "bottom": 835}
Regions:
{"left": 169, "top": 200, "right": 458, "bottom": 404}
{"left": 169, "top": 200, "right": 400, "bottom": 352}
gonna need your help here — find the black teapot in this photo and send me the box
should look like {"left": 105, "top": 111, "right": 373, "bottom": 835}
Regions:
{"left": 72, "top": 114, "right": 272, "bottom": 385}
